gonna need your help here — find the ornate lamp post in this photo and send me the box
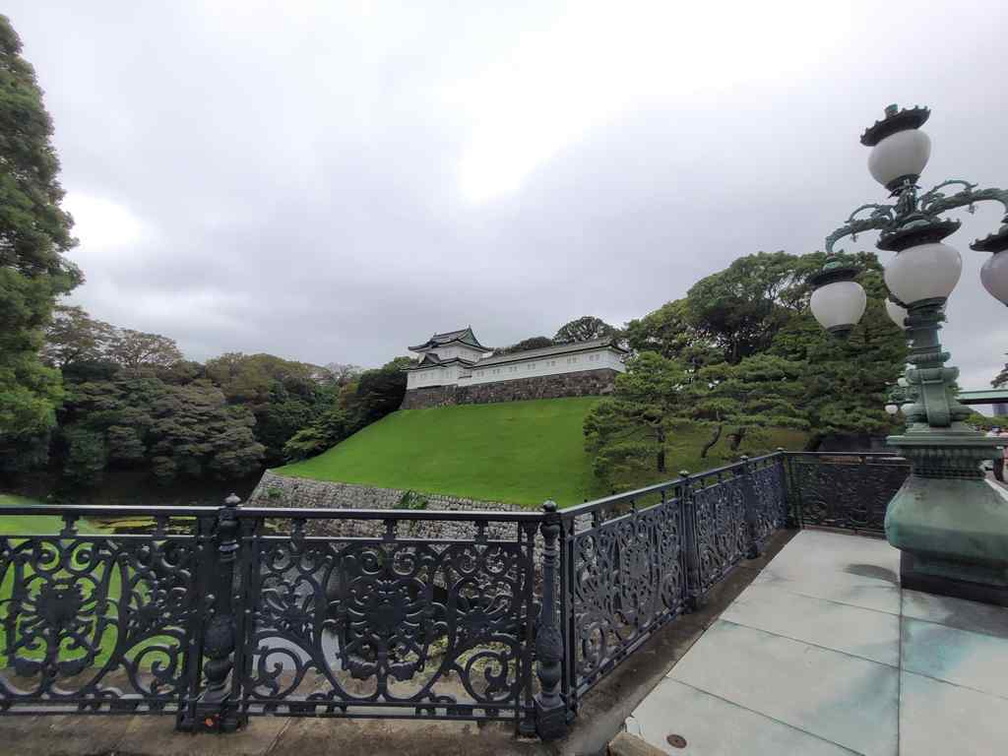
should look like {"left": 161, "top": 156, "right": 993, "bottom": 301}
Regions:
{"left": 811, "top": 104, "right": 1008, "bottom": 605}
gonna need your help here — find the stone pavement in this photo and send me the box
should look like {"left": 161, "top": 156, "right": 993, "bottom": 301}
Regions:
{"left": 0, "top": 715, "right": 543, "bottom": 756}
{"left": 624, "top": 529, "right": 1008, "bottom": 755}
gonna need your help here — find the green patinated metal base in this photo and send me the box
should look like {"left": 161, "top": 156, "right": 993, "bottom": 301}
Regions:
{"left": 885, "top": 430, "right": 1008, "bottom": 605}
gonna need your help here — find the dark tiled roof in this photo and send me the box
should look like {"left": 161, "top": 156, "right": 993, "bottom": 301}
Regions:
{"left": 473, "top": 337, "right": 627, "bottom": 368}
{"left": 409, "top": 326, "right": 491, "bottom": 353}
{"left": 406, "top": 355, "right": 477, "bottom": 371}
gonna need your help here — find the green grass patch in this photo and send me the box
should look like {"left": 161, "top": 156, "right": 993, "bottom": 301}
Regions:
{"left": 604, "top": 425, "right": 809, "bottom": 492}
{"left": 277, "top": 397, "right": 604, "bottom": 507}
{"left": 274, "top": 398, "right": 810, "bottom": 509}
{"left": 0, "top": 494, "right": 185, "bottom": 673}
{"left": 0, "top": 493, "right": 105, "bottom": 536}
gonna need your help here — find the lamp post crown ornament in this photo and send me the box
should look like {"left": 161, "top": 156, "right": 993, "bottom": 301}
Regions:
{"left": 813, "top": 103, "right": 1008, "bottom": 607}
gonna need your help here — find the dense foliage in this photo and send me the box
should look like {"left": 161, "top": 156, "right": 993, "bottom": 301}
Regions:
{"left": 0, "top": 16, "right": 80, "bottom": 474}
{"left": 1, "top": 302, "right": 406, "bottom": 491}
{"left": 588, "top": 251, "right": 907, "bottom": 486}
{"left": 554, "top": 315, "right": 619, "bottom": 344}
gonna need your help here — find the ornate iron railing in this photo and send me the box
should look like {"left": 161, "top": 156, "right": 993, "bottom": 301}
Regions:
{"left": 784, "top": 452, "right": 910, "bottom": 535}
{"left": 0, "top": 450, "right": 909, "bottom": 739}
{"left": 233, "top": 507, "right": 539, "bottom": 725}
{"left": 0, "top": 505, "right": 216, "bottom": 716}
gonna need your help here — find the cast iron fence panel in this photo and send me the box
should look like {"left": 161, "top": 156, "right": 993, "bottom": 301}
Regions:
{"left": 0, "top": 506, "right": 213, "bottom": 715}
{"left": 234, "top": 509, "right": 538, "bottom": 723}
{"left": 748, "top": 455, "right": 789, "bottom": 550}
{"left": 0, "top": 450, "right": 910, "bottom": 737}
{"left": 687, "top": 464, "right": 750, "bottom": 598}
{"left": 785, "top": 453, "right": 910, "bottom": 535}
{"left": 561, "top": 483, "right": 688, "bottom": 703}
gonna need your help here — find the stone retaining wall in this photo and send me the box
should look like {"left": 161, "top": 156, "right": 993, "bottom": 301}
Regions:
{"left": 248, "top": 470, "right": 529, "bottom": 541}
{"left": 400, "top": 367, "right": 619, "bottom": 410}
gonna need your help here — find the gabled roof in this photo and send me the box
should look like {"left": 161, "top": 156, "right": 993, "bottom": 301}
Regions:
{"left": 406, "top": 354, "right": 477, "bottom": 371}
{"left": 409, "top": 326, "right": 491, "bottom": 353}
{"left": 473, "top": 337, "right": 627, "bottom": 368}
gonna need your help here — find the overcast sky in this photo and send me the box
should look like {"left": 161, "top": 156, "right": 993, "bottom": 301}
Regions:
{"left": 8, "top": 1, "right": 1008, "bottom": 389}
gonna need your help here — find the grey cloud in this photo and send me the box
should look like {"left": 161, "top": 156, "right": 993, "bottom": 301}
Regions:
{"left": 7, "top": 1, "right": 1007, "bottom": 391}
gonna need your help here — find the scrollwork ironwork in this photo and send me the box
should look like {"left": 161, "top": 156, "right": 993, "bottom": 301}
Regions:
{"left": 688, "top": 472, "right": 749, "bottom": 597}
{"left": 0, "top": 515, "right": 202, "bottom": 714}
{"left": 566, "top": 490, "right": 687, "bottom": 699}
{"left": 789, "top": 454, "right": 909, "bottom": 534}
{"left": 748, "top": 458, "right": 787, "bottom": 550}
{"left": 239, "top": 517, "right": 536, "bottom": 721}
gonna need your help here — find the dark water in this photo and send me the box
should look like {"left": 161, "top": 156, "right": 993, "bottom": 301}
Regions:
{"left": 8, "top": 468, "right": 264, "bottom": 508}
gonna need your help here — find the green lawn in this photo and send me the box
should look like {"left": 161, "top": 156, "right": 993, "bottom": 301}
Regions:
{"left": 277, "top": 397, "right": 604, "bottom": 507}
{"left": 0, "top": 494, "right": 181, "bottom": 672}
{"left": 274, "top": 398, "right": 812, "bottom": 509}
{"left": 0, "top": 493, "right": 103, "bottom": 535}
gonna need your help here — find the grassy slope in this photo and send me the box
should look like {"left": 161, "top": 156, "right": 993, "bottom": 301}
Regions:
{"left": 277, "top": 397, "right": 603, "bottom": 507}
{"left": 275, "top": 398, "right": 810, "bottom": 508}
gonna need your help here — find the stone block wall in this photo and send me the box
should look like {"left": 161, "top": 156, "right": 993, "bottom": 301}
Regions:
{"left": 247, "top": 470, "right": 530, "bottom": 542}
{"left": 400, "top": 367, "right": 619, "bottom": 410}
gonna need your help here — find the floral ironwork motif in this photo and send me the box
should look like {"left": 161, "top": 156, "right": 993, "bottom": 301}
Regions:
{"left": 788, "top": 454, "right": 910, "bottom": 534}
{"left": 749, "top": 459, "right": 788, "bottom": 549}
{"left": 567, "top": 493, "right": 687, "bottom": 698}
{"left": 239, "top": 522, "right": 536, "bottom": 720}
{"left": 0, "top": 453, "right": 899, "bottom": 732}
{"left": 689, "top": 473, "right": 749, "bottom": 596}
{"left": 0, "top": 519, "right": 202, "bottom": 713}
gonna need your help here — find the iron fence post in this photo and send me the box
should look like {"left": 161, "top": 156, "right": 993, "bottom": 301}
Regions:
{"left": 739, "top": 455, "right": 761, "bottom": 559}
{"left": 533, "top": 500, "right": 567, "bottom": 741}
{"left": 678, "top": 471, "right": 702, "bottom": 611}
{"left": 777, "top": 449, "right": 799, "bottom": 528}
{"left": 178, "top": 493, "right": 245, "bottom": 733}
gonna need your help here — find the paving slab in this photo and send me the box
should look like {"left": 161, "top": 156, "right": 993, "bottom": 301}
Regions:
{"left": 668, "top": 619, "right": 899, "bottom": 756}
{"left": 902, "top": 588, "right": 1008, "bottom": 639}
{"left": 626, "top": 530, "right": 1008, "bottom": 756}
{"left": 759, "top": 529, "right": 899, "bottom": 578}
{"left": 901, "top": 616, "right": 1008, "bottom": 699}
{"left": 752, "top": 531, "right": 901, "bottom": 615}
{"left": 115, "top": 715, "right": 291, "bottom": 756}
{"left": 0, "top": 714, "right": 131, "bottom": 756}
{"left": 721, "top": 581, "right": 900, "bottom": 666}
{"left": 899, "top": 670, "right": 1008, "bottom": 756}
{"left": 626, "top": 677, "right": 857, "bottom": 755}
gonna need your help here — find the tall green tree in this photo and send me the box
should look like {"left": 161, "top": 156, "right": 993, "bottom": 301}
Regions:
{"left": 0, "top": 15, "right": 80, "bottom": 473}
{"left": 554, "top": 315, "right": 618, "bottom": 344}
{"left": 205, "top": 352, "right": 325, "bottom": 464}
{"left": 42, "top": 304, "right": 115, "bottom": 368}
{"left": 685, "top": 251, "right": 819, "bottom": 363}
{"left": 768, "top": 252, "right": 905, "bottom": 447}
{"left": 584, "top": 352, "right": 688, "bottom": 481}
{"left": 689, "top": 353, "right": 810, "bottom": 452}
{"left": 106, "top": 329, "right": 183, "bottom": 373}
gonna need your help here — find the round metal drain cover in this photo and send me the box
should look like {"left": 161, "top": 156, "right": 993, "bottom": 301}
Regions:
{"left": 666, "top": 733, "right": 687, "bottom": 748}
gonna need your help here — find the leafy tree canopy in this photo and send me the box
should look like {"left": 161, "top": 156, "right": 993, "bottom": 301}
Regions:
{"left": 0, "top": 15, "right": 79, "bottom": 472}
{"left": 684, "top": 251, "right": 822, "bottom": 364}
{"left": 494, "top": 336, "right": 554, "bottom": 355}
{"left": 554, "top": 315, "right": 619, "bottom": 344}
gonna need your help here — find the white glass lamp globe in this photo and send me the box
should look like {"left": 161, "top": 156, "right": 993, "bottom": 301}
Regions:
{"left": 980, "top": 252, "right": 1008, "bottom": 306}
{"left": 810, "top": 279, "right": 867, "bottom": 335}
{"left": 885, "top": 298, "right": 908, "bottom": 329}
{"left": 885, "top": 403, "right": 900, "bottom": 415}
{"left": 869, "top": 129, "right": 931, "bottom": 189}
{"left": 884, "top": 242, "right": 961, "bottom": 305}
